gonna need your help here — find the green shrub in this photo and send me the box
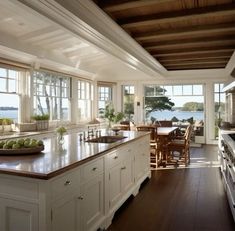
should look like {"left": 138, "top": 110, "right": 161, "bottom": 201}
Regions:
{"left": 32, "top": 114, "right": 49, "bottom": 121}
{"left": 0, "top": 118, "right": 13, "bottom": 125}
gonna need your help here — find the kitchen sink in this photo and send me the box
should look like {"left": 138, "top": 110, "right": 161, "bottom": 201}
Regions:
{"left": 86, "top": 135, "right": 126, "bottom": 143}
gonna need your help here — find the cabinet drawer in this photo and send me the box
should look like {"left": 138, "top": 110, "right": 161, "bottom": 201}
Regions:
{"left": 81, "top": 158, "right": 104, "bottom": 182}
{"left": 106, "top": 146, "right": 132, "bottom": 168}
{"left": 51, "top": 169, "right": 80, "bottom": 201}
{"left": 0, "top": 177, "right": 38, "bottom": 201}
{"left": 106, "top": 150, "right": 123, "bottom": 168}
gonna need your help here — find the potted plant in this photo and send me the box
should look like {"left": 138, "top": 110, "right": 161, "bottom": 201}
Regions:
{"left": 104, "top": 102, "right": 124, "bottom": 128}
{"left": 0, "top": 118, "right": 14, "bottom": 132}
{"left": 32, "top": 114, "right": 49, "bottom": 131}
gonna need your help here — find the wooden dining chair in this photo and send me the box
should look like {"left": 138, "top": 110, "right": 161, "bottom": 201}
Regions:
{"left": 167, "top": 124, "right": 192, "bottom": 166}
{"left": 136, "top": 125, "right": 160, "bottom": 168}
{"left": 119, "top": 121, "right": 131, "bottom": 130}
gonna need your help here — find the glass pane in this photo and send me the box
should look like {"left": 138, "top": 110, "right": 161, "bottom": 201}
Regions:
{"left": 193, "top": 85, "right": 203, "bottom": 95}
{"left": 214, "top": 83, "right": 219, "bottom": 92}
{"left": 164, "top": 86, "right": 172, "bottom": 96}
{"left": 145, "top": 86, "right": 154, "bottom": 96}
{"left": 0, "top": 68, "right": 7, "bottom": 77}
{"left": 173, "top": 85, "right": 182, "bottom": 95}
{"left": 0, "top": 93, "right": 18, "bottom": 122}
{"left": 8, "top": 79, "right": 16, "bottom": 92}
{"left": 0, "top": 78, "right": 6, "bottom": 92}
{"left": 34, "top": 96, "right": 49, "bottom": 115}
{"left": 61, "top": 98, "right": 68, "bottom": 120}
{"left": 183, "top": 85, "right": 192, "bottom": 95}
{"left": 8, "top": 70, "right": 17, "bottom": 80}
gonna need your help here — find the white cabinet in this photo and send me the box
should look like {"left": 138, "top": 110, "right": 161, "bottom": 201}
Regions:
{"left": 105, "top": 146, "right": 134, "bottom": 219}
{"left": 134, "top": 136, "right": 150, "bottom": 183}
{"left": 0, "top": 198, "right": 38, "bottom": 231}
{"left": 51, "top": 157, "right": 105, "bottom": 231}
{"left": 51, "top": 195, "right": 81, "bottom": 231}
{"left": 80, "top": 174, "right": 104, "bottom": 231}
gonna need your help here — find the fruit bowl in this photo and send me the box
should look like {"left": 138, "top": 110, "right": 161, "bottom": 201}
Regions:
{"left": 0, "top": 138, "right": 44, "bottom": 155}
{"left": 0, "top": 145, "right": 44, "bottom": 155}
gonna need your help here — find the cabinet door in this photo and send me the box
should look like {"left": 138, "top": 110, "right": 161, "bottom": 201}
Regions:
{"left": 135, "top": 151, "right": 144, "bottom": 182}
{"left": 0, "top": 198, "right": 38, "bottom": 231}
{"left": 121, "top": 157, "right": 134, "bottom": 194}
{"left": 108, "top": 163, "right": 122, "bottom": 210}
{"left": 81, "top": 174, "right": 104, "bottom": 231}
{"left": 51, "top": 195, "right": 81, "bottom": 231}
{"left": 141, "top": 142, "right": 150, "bottom": 174}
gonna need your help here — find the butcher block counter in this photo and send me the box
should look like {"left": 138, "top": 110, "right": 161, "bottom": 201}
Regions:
{"left": 0, "top": 130, "right": 151, "bottom": 231}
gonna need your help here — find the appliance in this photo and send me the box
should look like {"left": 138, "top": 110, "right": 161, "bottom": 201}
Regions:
{"left": 219, "top": 132, "right": 235, "bottom": 221}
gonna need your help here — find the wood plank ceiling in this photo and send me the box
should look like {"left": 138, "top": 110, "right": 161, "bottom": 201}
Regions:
{"left": 92, "top": 0, "right": 235, "bottom": 71}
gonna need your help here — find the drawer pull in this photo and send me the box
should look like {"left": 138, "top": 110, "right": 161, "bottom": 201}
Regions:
{"left": 121, "top": 166, "right": 126, "bottom": 170}
{"left": 114, "top": 156, "right": 118, "bottom": 159}
{"left": 64, "top": 180, "right": 71, "bottom": 186}
{"left": 92, "top": 167, "right": 97, "bottom": 171}
{"left": 78, "top": 196, "right": 83, "bottom": 200}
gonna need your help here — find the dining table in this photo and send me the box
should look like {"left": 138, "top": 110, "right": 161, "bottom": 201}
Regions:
{"left": 156, "top": 126, "right": 179, "bottom": 167}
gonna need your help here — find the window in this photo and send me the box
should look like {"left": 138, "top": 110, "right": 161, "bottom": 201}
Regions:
{"left": 0, "top": 67, "right": 20, "bottom": 122}
{"left": 33, "top": 70, "right": 70, "bottom": 121}
{"left": 144, "top": 84, "right": 205, "bottom": 143}
{"left": 98, "top": 85, "right": 112, "bottom": 118}
{"left": 214, "top": 83, "right": 225, "bottom": 138}
{"left": 78, "top": 80, "right": 93, "bottom": 121}
{"left": 122, "top": 85, "right": 135, "bottom": 120}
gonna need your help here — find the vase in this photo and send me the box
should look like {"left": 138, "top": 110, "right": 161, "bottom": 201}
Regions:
{"left": 57, "top": 134, "right": 65, "bottom": 145}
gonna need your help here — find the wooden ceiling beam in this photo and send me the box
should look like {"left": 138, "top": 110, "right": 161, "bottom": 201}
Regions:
{"left": 165, "top": 63, "right": 226, "bottom": 70}
{"left": 159, "top": 57, "right": 230, "bottom": 64}
{"left": 145, "top": 40, "right": 235, "bottom": 51}
{"left": 120, "top": 3, "right": 235, "bottom": 29}
{"left": 156, "top": 52, "right": 232, "bottom": 61}
{"left": 100, "top": 0, "right": 173, "bottom": 12}
{"left": 161, "top": 59, "right": 228, "bottom": 66}
{"left": 134, "top": 23, "right": 235, "bottom": 42}
{"left": 141, "top": 34, "right": 235, "bottom": 47}
{"left": 152, "top": 47, "right": 235, "bottom": 57}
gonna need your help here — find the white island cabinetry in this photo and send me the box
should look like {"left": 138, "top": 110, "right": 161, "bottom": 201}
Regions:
{"left": 0, "top": 134, "right": 150, "bottom": 231}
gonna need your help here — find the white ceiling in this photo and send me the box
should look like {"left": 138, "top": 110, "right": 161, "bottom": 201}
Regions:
{"left": 0, "top": 0, "right": 233, "bottom": 82}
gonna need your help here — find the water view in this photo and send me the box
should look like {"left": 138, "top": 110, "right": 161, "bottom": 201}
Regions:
{"left": 0, "top": 110, "right": 18, "bottom": 120}
{"left": 149, "top": 110, "right": 204, "bottom": 121}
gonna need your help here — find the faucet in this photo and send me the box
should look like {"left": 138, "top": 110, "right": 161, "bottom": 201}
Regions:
{"left": 87, "top": 128, "right": 94, "bottom": 139}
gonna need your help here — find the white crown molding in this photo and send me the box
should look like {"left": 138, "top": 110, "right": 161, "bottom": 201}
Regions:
{"left": 17, "top": 0, "right": 165, "bottom": 79}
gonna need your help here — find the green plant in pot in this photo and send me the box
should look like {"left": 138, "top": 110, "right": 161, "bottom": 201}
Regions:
{"left": 32, "top": 114, "right": 49, "bottom": 131}
{"left": 31, "top": 114, "right": 49, "bottom": 121}
{"left": 104, "top": 102, "right": 124, "bottom": 128}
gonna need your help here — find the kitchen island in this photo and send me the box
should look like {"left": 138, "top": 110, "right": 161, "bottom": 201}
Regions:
{"left": 0, "top": 130, "right": 150, "bottom": 231}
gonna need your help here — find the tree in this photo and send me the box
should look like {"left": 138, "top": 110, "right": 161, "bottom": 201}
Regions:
{"left": 145, "top": 96, "right": 175, "bottom": 115}
{"left": 144, "top": 86, "right": 174, "bottom": 116}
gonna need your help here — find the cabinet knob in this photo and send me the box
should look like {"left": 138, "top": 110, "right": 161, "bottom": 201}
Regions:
{"left": 64, "top": 180, "right": 71, "bottom": 186}
{"left": 114, "top": 156, "right": 118, "bottom": 159}
{"left": 121, "top": 166, "right": 126, "bottom": 170}
{"left": 78, "top": 196, "right": 83, "bottom": 200}
{"left": 92, "top": 167, "right": 97, "bottom": 171}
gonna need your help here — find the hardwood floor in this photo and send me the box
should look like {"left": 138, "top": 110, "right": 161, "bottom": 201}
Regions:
{"left": 107, "top": 145, "right": 235, "bottom": 231}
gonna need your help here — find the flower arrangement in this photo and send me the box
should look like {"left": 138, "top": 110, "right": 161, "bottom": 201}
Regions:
{"left": 56, "top": 126, "right": 67, "bottom": 145}
{"left": 56, "top": 126, "right": 67, "bottom": 136}
{"left": 104, "top": 102, "right": 124, "bottom": 127}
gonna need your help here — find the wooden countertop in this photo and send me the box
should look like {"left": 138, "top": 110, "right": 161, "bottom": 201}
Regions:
{"left": 0, "top": 130, "right": 149, "bottom": 180}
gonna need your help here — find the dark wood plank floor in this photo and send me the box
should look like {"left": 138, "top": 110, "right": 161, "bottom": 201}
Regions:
{"left": 107, "top": 145, "right": 235, "bottom": 231}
